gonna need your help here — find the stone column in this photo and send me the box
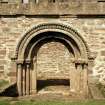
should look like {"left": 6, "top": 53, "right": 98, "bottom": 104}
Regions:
{"left": 83, "top": 64, "right": 88, "bottom": 98}
{"left": 70, "top": 59, "right": 89, "bottom": 98}
{"left": 70, "top": 62, "right": 77, "bottom": 93}
{"left": 76, "top": 63, "right": 83, "bottom": 92}
{"left": 31, "top": 59, "right": 37, "bottom": 94}
{"left": 26, "top": 63, "right": 30, "bottom": 95}
{"left": 22, "top": 65, "right": 26, "bottom": 95}
{"left": 17, "top": 63, "right": 22, "bottom": 96}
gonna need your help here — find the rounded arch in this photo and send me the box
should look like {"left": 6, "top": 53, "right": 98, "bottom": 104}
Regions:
{"left": 15, "top": 22, "right": 91, "bottom": 97}
{"left": 15, "top": 22, "right": 90, "bottom": 61}
{"left": 25, "top": 31, "right": 80, "bottom": 60}
{"left": 29, "top": 37, "right": 76, "bottom": 60}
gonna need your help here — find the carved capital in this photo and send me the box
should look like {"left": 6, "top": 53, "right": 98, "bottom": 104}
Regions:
{"left": 88, "top": 52, "right": 97, "bottom": 60}
{"left": 11, "top": 56, "right": 17, "bottom": 61}
{"left": 16, "top": 59, "right": 24, "bottom": 64}
{"left": 25, "top": 59, "right": 31, "bottom": 64}
{"left": 71, "top": 58, "right": 88, "bottom": 65}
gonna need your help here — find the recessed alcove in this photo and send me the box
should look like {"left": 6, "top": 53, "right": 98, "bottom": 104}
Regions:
{"left": 35, "top": 35, "right": 72, "bottom": 94}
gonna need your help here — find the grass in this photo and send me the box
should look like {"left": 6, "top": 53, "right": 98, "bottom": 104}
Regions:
{"left": 0, "top": 99, "right": 105, "bottom": 105}
{"left": 0, "top": 80, "right": 9, "bottom": 90}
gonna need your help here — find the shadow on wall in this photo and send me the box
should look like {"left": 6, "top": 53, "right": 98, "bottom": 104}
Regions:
{"left": 0, "top": 83, "right": 18, "bottom": 97}
{"left": 37, "top": 79, "right": 70, "bottom": 92}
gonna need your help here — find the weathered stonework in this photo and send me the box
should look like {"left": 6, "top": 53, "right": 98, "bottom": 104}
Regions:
{"left": 37, "top": 41, "right": 71, "bottom": 79}
{"left": 0, "top": 0, "right": 105, "bottom": 98}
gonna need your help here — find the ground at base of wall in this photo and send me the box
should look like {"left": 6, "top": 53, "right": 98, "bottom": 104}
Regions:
{"left": 0, "top": 98, "right": 105, "bottom": 105}
{"left": 0, "top": 78, "right": 105, "bottom": 100}
{"left": 0, "top": 83, "right": 105, "bottom": 100}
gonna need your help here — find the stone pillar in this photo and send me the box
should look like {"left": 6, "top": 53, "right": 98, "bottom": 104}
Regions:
{"left": 26, "top": 63, "right": 30, "bottom": 95}
{"left": 31, "top": 59, "right": 37, "bottom": 94}
{"left": 17, "top": 63, "right": 22, "bottom": 96}
{"left": 70, "top": 59, "right": 88, "bottom": 96}
{"left": 76, "top": 63, "right": 83, "bottom": 92}
{"left": 83, "top": 64, "right": 88, "bottom": 98}
{"left": 70, "top": 62, "right": 77, "bottom": 93}
{"left": 30, "top": 64, "right": 32, "bottom": 94}
{"left": 22, "top": 65, "right": 26, "bottom": 95}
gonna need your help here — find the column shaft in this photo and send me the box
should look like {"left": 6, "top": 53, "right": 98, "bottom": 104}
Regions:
{"left": 76, "top": 64, "right": 82, "bottom": 92}
{"left": 22, "top": 65, "right": 26, "bottom": 95}
{"left": 70, "top": 63, "right": 76, "bottom": 92}
{"left": 30, "top": 65, "right": 32, "bottom": 94}
{"left": 31, "top": 61, "right": 37, "bottom": 94}
{"left": 83, "top": 64, "right": 88, "bottom": 98}
{"left": 26, "top": 64, "right": 30, "bottom": 95}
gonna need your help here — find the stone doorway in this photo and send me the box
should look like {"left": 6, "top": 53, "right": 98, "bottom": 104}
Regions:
{"left": 36, "top": 39, "right": 72, "bottom": 94}
{"left": 13, "top": 23, "right": 90, "bottom": 98}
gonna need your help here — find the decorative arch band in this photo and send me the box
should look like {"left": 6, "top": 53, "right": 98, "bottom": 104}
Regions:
{"left": 14, "top": 22, "right": 90, "bottom": 62}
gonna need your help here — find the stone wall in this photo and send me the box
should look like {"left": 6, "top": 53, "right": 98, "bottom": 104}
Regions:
{"left": 37, "top": 41, "right": 71, "bottom": 79}
{"left": 0, "top": 17, "right": 105, "bottom": 84}
{"left": 1, "top": 2, "right": 105, "bottom": 15}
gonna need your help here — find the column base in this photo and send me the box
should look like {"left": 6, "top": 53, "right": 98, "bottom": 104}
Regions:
{"left": 30, "top": 90, "right": 37, "bottom": 95}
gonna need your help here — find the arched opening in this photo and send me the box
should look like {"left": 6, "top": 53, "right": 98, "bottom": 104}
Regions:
{"left": 13, "top": 23, "right": 90, "bottom": 98}
{"left": 37, "top": 40, "right": 71, "bottom": 94}
{"left": 32, "top": 32, "right": 75, "bottom": 94}
{"left": 24, "top": 31, "right": 81, "bottom": 94}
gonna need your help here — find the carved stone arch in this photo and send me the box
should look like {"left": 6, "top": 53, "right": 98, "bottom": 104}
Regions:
{"left": 14, "top": 22, "right": 90, "bottom": 98}
{"left": 25, "top": 31, "right": 80, "bottom": 60}
{"left": 15, "top": 23, "right": 90, "bottom": 60}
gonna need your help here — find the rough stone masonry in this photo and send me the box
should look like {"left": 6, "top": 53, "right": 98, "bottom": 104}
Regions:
{"left": 0, "top": 0, "right": 105, "bottom": 97}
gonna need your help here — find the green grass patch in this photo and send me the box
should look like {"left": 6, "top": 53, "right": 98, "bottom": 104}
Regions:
{"left": 0, "top": 100, "right": 10, "bottom": 105}
{"left": 14, "top": 100, "right": 105, "bottom": 105}
{"left": 0, "top": 80, "right": 9, "bottom": 89}
{"left": 0, "top": 100, "right": 105, "bottom": 105}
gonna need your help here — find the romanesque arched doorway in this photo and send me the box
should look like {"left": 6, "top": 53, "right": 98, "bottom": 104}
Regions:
{"left": 35, "top": 32, "right": 74, "bottom": 94}
{"left": 13, "top": 23, "right": 90, "bottom": 98}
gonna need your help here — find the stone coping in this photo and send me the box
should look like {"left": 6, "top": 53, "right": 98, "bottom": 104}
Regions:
{"left": 0, "top": 2, "right": 105, "bottom": 16}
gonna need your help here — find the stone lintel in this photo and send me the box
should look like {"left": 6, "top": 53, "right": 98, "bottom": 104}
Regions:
{"left": 0, "top": 2, "right": 105, "bottom": 16}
